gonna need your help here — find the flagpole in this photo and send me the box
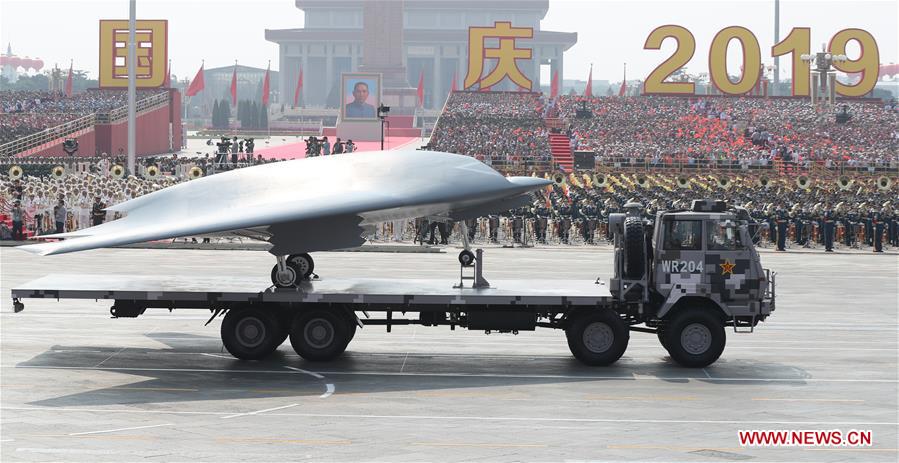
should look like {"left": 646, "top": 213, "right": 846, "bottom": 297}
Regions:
{"left": 127, "top": 0, "right": 136, "bottom": 175}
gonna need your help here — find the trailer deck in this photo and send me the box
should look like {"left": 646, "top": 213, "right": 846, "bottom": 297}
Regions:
{"left": 11, "top": 274, "right": 613, "bottom": 309}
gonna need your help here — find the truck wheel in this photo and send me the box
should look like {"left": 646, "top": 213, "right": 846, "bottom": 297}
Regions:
{"left": 623, "top": 217, "right": 645, "bottom": 279}
{"left": 221, "top": 308, "right": 281, "bottom": 360}
{"left": 664, "top": 308, "right": 726, "bottom": 367}
{"left": 290, "top": 309, "right": 350, "bottom": 361}
{"left": 566, "top": 310, "right": 629, "bottom": 366}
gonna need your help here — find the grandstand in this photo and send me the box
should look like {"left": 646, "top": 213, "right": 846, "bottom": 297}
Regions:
{"left": 0, "top": 89, "right": 182, "bottom": 158}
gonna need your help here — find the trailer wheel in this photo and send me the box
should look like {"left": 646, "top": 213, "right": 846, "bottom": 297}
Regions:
{"left": 566, "top": 310, "right": 629, "bottom": 366}
{"left": 623, "top": 217, "right": 645, "bottom": 279}
{"left": 290, "top": 309, "right": 350, "bottom": 361}
{"left": 221, "top": 308, "right": 281, "bottom": 360}
{"left": 663, "top": 308, "right": 726, "bottom": 367}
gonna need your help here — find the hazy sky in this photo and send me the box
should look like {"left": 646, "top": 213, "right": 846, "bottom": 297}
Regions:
{"left": 1, "top": 0, "right": 896, "bottom": 83}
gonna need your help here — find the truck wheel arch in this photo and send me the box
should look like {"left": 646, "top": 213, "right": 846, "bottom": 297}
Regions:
{"left": 659, "top": 296, "right": 729, "bottom": 320}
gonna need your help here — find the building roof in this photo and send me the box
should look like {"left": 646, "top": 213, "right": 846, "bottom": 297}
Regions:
{"left": 296, "top": 0, "right": 550, "bottom": 18}
{"left": 266, "top": 28, "right": 577, "bottom": 49}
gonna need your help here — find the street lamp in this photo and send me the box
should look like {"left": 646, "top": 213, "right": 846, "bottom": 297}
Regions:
{"left": 800, "top": 46, "right": 848, "bottom": 105}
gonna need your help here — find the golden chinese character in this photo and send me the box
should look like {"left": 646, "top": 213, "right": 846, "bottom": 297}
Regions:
{"left": 99, "top": 20, "right": 167, "bottom": 88}
{"left": 465, "top": 22, "right": 533, "bottom": 90}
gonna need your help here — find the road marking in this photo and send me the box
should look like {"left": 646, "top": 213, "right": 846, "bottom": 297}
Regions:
{"left": 284, "top": 366, "right": 324, "bottom": 379}
{"left": 199, "top": 353, "right": 232, "bottom": 360}
{"left": 68, "top": 423, "right": 173, "bottom": 436}
{"left": 412, "top": 442, "right": 547, "bottom": 448}
{"left": 11, "top": 365, "right": 899, "bottom": 383}
{"left": 215, "top": 437, "right": 350, "bottom": 445}
{"left": 321, "top": 384, "right": 335, "bottom": 399}
{"left": 609, "top": 444, "right": 743, "bottom": 452}
{"left": 752, "top": 398, "right": 865, "bottom": 403}
{"left": 5, "top": 407, "right": 895, "bottom": 426}
{"left": 93, "top": 346, "right": 127, "bottom": 368}
{"left": 222, "top": 403, "right": 299, "bottom": 419}
{"left": 702, "top": 368, "right": 712, "bottom": 379}
{"left": 582, "top": 395, "right": 698, "bottom": 401}
{"left": 108, "top": 386, "right": 198, "bottom": 392}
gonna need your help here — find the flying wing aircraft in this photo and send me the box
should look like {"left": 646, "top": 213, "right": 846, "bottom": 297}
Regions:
{"left": 19, "top": 150, "right": 552, "bottom": 287}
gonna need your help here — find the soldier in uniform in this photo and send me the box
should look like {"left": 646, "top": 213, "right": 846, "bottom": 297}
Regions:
{"left": 842, "top": 210, "right": 855, "bottom": 247}
{"left": 556, "top": 201, "right": 572, "bottom": 245}
{"left": 822, "top": 208, "right": 835, "bottom": 252}
{"left": 91, "top": 196, "right": 106, "bottom": 226}
{"left": 511, "top": 208, "right": 525, "bottom": 244}
{"left": 579, "top": 201, "right": 597, "bottom": 244}
{"left": 488, "top": 215, "right": 500, "bottom": 243}
{"left": 464, "top": 218, "right": 478, "bottom": 242}
{"left": 872, "top": 212, "right": 884, "bottom": 253}
{"left": 888, "top": 209, "right": 898, "bottom": 247}
{"left": 775, "top": 208, "right": 788, "bottom": 251}
{"left": 533, "top": 203, "right": 549, "bottom": 244}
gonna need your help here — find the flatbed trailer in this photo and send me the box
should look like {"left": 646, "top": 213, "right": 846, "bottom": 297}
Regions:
{"left": 9, "top": 272, "right": 651, "bottom": 366}
{"left": 9, "top": 200, "right": 776, "bottom": 368}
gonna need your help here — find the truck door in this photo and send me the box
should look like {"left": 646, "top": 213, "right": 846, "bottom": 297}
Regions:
{"left": 655, "top": 217, "right": 706, "bottom": 300}
{"left": 705, "top": 219, "right": 758, "bottom": 303}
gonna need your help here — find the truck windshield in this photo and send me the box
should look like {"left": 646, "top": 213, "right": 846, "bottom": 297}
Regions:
{"left": 707, "top": 221, "right": 744, "bottom": 250}
{"left": 663, "top": 220, "right": 702, "bottom": 250}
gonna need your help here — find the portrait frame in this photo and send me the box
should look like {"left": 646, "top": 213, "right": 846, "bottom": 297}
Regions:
{"left": 340, "top": 72, "right": 382, "bottom": 121}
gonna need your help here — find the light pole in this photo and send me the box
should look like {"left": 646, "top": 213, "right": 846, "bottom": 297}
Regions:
{"left": 801, "top": 46, "right": 848, "bottom": 105}
{"left": 127, "top": 0, "right": 136, "bottom": 175}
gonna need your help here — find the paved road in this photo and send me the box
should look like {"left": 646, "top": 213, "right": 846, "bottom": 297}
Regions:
{"left": 1, "top": 246, "right": 897, "bottom": 461}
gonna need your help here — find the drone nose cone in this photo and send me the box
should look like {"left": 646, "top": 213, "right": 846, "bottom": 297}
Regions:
{"left": 507, "top": 176, "right": 553, "bottom": 190}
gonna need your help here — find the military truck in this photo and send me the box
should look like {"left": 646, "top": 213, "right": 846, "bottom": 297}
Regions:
{"left": 11, "top": 199, "right": 774, "bottom": 368}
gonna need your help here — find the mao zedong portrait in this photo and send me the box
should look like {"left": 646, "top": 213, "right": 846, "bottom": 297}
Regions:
{"left": 345, "top": 81, "right": 376, "bottom": 118}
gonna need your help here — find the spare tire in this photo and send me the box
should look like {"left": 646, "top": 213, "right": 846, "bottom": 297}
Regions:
{"left": 623, "top": 216, "right": 645, "bottom": 279}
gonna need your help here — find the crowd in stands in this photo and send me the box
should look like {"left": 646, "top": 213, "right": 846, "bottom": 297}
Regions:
{"left": 0, "top": 90, "right": 167, "bottom": 145}
{"left": 427, "top": 91, "right": 898, "bottom": 170}
{"left": 428, "top": 92, "right": 552, "bottom": 170}
{"left": 558, "top": 96, "right": 898, "bottom": 166}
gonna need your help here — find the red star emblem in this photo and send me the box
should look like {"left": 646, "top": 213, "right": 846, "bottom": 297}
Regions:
{"left": 720, "top": 260, "right": 736, "bottom": 275}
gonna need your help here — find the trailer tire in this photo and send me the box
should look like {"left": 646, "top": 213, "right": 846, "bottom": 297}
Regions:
{"left": 566, "top": 310, "right": 629, "bottom": 366}
{"left": 656, "top": 324, "right": 670, "bottom": 352}
{"left": 663, "top": 308, "right": 726, "bottom": 367}
{"left": 221, "top": 308, "right": 281, "bottom": 360}
{"left": 623, "top": 217, "right": 645, "bottom": 279}
{"left": 290, "top": 309, "right": 350, "bottom": 361}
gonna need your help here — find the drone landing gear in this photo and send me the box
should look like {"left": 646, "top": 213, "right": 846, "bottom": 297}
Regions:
{"left": 270, "top": 253, "right": 316, "bottom": 288}
{"left": 455, "top": 221, "right": 490, "bottom": 289}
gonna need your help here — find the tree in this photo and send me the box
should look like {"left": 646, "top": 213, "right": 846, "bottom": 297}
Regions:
{"left": 212, "top": 100, "right": 220, "bottom": 128}
{"left": 250, "top": 101, "right": 259, "bottom": 130}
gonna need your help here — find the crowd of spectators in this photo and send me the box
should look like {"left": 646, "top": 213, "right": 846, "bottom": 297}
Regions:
{"left": 558, "top": 96, "right": 898, "bottom": 166}
{"left": 428, "top": 92, "right": 552, "bottom": 170}
{"left": 0, "top": 90, "right": 167, "bottom": 145}
{"left": 427, "top": 91, "right": 898, "bottom": 169}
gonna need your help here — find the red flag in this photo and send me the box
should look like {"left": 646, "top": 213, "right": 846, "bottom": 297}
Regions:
{"left": 618, "top": 63, "right": 627, "bottom": 97}
{"left": 64, "top": 61, "right": 73, "bottom": 97}
{"left": 416, "top": 70, "right": 424, "bottom": 107}
{"left": 550, "top": 70, "right": 559, "bottom": 98}
{"left": 163, "top": 59, "right": 171, "bottom": 87}
{"left": 584, "top": 65, "right": 593, "bottom": 97}
{"left": 450, "top": 71, "right": 457, "bottom": 92}
{"left": 261, "top": 62, "right": 270, "bottom": 106}
{"left": 293, "top": 68, "right": 303, "bottom": 106}
{"left": 230, "top": 63, "right": 237, "bottom": 106}
{"left": 185, "top": 63, "right": 205, "bottom": 97}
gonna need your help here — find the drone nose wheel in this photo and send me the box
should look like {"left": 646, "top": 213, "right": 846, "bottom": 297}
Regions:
{"left": 458, "top": 250, "right": 475, "bottom": 267}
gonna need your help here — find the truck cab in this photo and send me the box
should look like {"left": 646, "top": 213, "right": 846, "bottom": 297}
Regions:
{"left": 608, "top": 199, "right": 775, "bottom": 366}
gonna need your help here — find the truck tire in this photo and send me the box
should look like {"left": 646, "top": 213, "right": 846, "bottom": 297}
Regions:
{"left": 663, "top": 308, "right": 726, "bottom": 367}
{"left": 623, "top": 217, "right": 645, "bottom": 279}
{"left": 290, "top": 309, "right": 350, "bottom": 361}
{"left": 566, "top": 310, "right": 630, "bottom": 366}
{"left": 221, "top": 308, "right": 281, "bottom": 360}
